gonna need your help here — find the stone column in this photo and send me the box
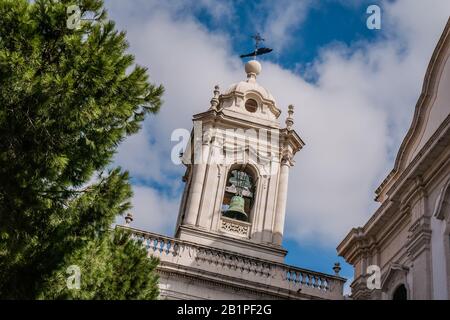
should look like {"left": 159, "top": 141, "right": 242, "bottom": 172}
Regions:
{"left": 183, "top": 129, "right": 211, "bottom": 226}
{"left": 407, "top": 192, "right": 432, "bottom": 300}
{"left": 273, "top": 156, "right": 291, "bottom": 245}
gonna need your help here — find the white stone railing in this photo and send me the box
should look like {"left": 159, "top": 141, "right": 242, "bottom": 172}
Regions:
{"left": 119, "top": 226, "right": 345, "bottom": 299}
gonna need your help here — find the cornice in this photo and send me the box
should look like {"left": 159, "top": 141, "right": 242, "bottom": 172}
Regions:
{"left": 178, "top": 225, "right": 288, "bottom": 257}
{"left": 280, "top": 128, "right": 305, "bottom": 151}
{"left": 193, "top": 109, "right": 280, "bottom": 130}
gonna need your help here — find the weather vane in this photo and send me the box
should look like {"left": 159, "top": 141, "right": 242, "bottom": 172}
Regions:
{"left": 239, "top": 33, "right": 273, "bottom": 59}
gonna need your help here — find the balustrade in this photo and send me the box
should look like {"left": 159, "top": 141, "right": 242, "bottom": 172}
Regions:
{"left": 121, "top": 226, "right": 344, "bottom": 297}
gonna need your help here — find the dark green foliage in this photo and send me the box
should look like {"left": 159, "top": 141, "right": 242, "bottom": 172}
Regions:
{"left": 0, "top": 0, "right": 163, "bottom": 299}
{"left": 40, "top": 228, "right": 159, "bottom": 300}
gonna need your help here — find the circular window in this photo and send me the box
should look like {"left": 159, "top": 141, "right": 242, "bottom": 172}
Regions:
{"left": 245, "top": 99, "right": 258, "bottom": 113}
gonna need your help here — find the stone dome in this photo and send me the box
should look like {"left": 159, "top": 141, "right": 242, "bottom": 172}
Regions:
{"left": 224, "top": 60, "right": 275, "bottom": 102}
{"left": 224, "top": 81, "right": 275, "bottom": 102}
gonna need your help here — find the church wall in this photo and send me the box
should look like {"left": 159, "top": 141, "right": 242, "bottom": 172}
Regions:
{"left": 424, "top": 153, "right": 450, "bottom": 298}
{"left": 379, "top": 219, "right": 410, "bottom": 269}
{"left": 411, "top": 249, "right": 433, "bottom": 299}
{"left": 348, "top": 160, "right": 450, "bottom": 299}
{"left": 431, "top": 215, "right": 448, "bottom": 299}
{"left": 429, "top": 167, "right": 450, "bottom": 299}
{"left": 354, "top": 259, "right": 363, "bottom": 280}
{"left": 377, "top": 159, "right": 450, "bottom": 299}
{"left": 409, "top": 46, "right": 450, "bottom": 163}
{"left": 158, "top": 273, "right": 282, "bottom": 300}
{"left": 197, "top": 162, "right": 218, "bottom": 229}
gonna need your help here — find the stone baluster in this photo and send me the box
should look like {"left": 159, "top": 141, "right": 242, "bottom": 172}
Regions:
{"left": 156, "top": 238, "right": 163, "bottom": 254}
{"left": 300, "top": 272, "right": 306, "bottom": 285}
{"left": 145, "top": 235, "right": 153, "bottom": 251}
{"left": 244, "top": 258, "right": 251, "bottom": 273}
{"left": 216, "top": 252, "right": 224, "bottom": 267}
{"left": 222, "top": 253, "right": 230, "bottom": 269}
{"left": 169, "top": 240, "right": 178, "bottom": 257}
{"left": 163, "top": 239, "right": 170, "bottom": 255}
{"left": 312, "top": 275, "right": 318, "bottom": 288}
{"left": 317, "top": 277, "right": 323, "bottom": 289}
{"left": 142, "top": 234, "right": 150, "bottom": 251}
{"left": 310, "top": 275, "right": 316, "bottom": 287}
{"left": 262, "top": 263, "right": 268, "bottom": 276}
{"left": 308, "top": 274, "right": 313, "bottom": 287}
{"left": 292, "top": 271, "right": 299, "bottom": 284}
{"left": 289, "top": 270, "right": 294, "bottom": 282}
{"left": 293, "top": 271, "right": 300, "bottom": 284}
{"left": 155, "top": 238, "right": 162, "bottom": 254}
{"left": 251, "top": 261, "right": 257, "bottom": 275}
{"left": 149, "top": 236, "right": 159, "bottom": 256}
{"left": 305, "top": 273, "right": 311, "bottom": 286}
{"left": 316, "top": 276, "right": 322, "bottom": 290}
{"left": 256, "top": 262, "right": 264, "bottom": 276}
{"left": 151, "top": 237, "right": 160, "bottom": 256}
{"left": 321, "top": 277, "right": 326, "bottom": 290}
{"left": 195, "top": 247, "right": 203, "bottom": 262}
{"left": 237, "top": 257, "right": 245, "bottom": 273}
{"left": 228, "top": 255, "right": 236, "bottom": 270}
{"left": 324, "top": 279, "right": 329, "bottom": 291}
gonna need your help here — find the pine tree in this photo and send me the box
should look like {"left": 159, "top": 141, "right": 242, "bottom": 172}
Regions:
{"left": 39, "top": 228, "right": 160, "bottom": 300}
{"left": 0, "top": 0, "right": 163, "bottom": 299}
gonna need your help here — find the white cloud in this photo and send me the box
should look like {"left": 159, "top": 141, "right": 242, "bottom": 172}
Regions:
{"left": 108, "top": 0, "right": 450, "bottom": 248}
{"left": 192, "top": 0, "right": 235, "bottom": 22}
{"left": 277, "top": 3, "right": 450, "bottom": 245}
{"left": 115, "top": 185, "right": 179, "bottom": 235}
{"left": 260, "top": 0, "right": 312, "bottom": 51}
{"left": 109, "top": 0, "right": 243, "bottom": 230}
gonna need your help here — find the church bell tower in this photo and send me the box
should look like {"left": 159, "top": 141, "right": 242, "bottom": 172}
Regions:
{"left": 175, "top": 60, "right": 304, "bottom": 263}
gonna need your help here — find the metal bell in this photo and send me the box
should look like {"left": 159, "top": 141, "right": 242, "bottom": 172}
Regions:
{"left": 224, "top": 195, "right": 248, "bottom": 221}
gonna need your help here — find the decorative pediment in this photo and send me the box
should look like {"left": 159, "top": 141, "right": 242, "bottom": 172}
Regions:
{"left": 380, "top": 263, "right": 409, "bottom": 292}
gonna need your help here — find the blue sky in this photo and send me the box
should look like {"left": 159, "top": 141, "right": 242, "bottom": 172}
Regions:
{"left": 105, "top": 0, "right": 450, "bottom": 293}
{"left": 204, "top": 0, "right": 379, "bottom": 68}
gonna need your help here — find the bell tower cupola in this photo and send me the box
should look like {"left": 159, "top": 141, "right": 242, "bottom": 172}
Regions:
{"left": 175, "top": 60, "right": 304, "bottom": 262}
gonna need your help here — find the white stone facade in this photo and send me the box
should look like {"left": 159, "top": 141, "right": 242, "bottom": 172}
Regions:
{"left": 122, "top": 60, "right": 346, "bottom": 300}
{"left": 337, "top": 19, "right": 450, "bottom": 300}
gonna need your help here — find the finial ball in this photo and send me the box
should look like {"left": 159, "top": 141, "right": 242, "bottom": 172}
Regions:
{"left": 125, "top": 212, "right": 133, "bottom": 225}
{"left": 245, "top": 60, "right": 262, "bottom": 76}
